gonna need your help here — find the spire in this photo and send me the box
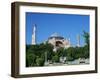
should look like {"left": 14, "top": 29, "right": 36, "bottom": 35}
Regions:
{"left": 32, "top": 24, "right": 36, "bottom": 33}
{"left": 77, "top": 34, "right": 80, "bottom": 47}
{"left": 68, "top": 38, "right": 71, "bottom": 46}
{"left": 32, "top": 24, "right": 36, "bottom": 45}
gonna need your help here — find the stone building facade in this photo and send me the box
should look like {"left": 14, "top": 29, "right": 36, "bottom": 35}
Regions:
{"left": 48, "top": 33, "right": 71, "bottom": 51}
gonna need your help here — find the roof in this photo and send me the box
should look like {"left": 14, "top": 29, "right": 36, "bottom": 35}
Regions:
{"left": 48, "top": 33, "right": 64, "bottom": 40}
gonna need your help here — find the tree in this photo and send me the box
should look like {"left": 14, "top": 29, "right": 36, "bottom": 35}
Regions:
{"left": 26, "top": 43, "right": 53, "bottom": 67}
{"left": 83, "top": 31, "right": 90, "bottom": 58}
{"left": 36, "top": 57, "right": 45, "bottom": 66}
{"left": 26, "top": 53, "right": 36, "bottom": 67}
{"left": 57, "top": 47, "right": 65, "bottom": 57}
{"left": 26, "top": 45, "right": 31, "bottom": 53}
{"left": 77, "top": 47, "right": 84, "bottom": 58}
{"left": 52, "top": 54, "right": 59, "bottom": 63}
{"left": 83, "top": 31, "right": 89, "bottom": 47}
{"left": 66, "top": 47, "right": 76, "bottom": 61}
{"left": 43, "top": 43, "right": 53, "bottom": 60}
{"left": 83, "top": 45, "right": 89, "bottom": 58}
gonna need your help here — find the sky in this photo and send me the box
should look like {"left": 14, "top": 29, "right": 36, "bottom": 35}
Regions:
{"left": 26, "top": 12, "right": 89, "bottom": 46}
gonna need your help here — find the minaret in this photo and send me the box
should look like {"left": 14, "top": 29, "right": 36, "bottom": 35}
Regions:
{"left": 68, "top": 38, "right": 71, "bottom": 46}
{"left": 32, "top": 24, "right": 36, "bottom": 45}
{"left": 77, "top": 35, "right": 80, "bottom": 47}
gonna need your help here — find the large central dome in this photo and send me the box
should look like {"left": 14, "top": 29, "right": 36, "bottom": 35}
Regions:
{"left": 48, "top": 33, "right": 64, "bottom": 40}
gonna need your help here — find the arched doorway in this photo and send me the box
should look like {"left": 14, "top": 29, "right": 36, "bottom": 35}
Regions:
{"left": 55, "top": 41, "right": 63, "bottom": 47}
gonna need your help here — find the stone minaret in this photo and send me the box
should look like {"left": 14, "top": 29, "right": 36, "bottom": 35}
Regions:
{"left": 68, "top": 38, "right": 71, "bottom": 46}
{"left": 32, "top": 24, "right": 36, "bottom": 45}
{"left": 77, "top": 35, "right": 80, "bottom": 47}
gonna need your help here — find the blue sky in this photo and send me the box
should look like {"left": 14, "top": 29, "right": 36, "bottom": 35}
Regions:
{"left": 26, "top": 12, "right": 89, "bottom": 46}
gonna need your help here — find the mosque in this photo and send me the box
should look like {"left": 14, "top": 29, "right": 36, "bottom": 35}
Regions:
{"left": 31, "top": 25, "right": 80, "bottom": 51}
{"left": 47, "top": 33, "right": 71, "bottom": 51}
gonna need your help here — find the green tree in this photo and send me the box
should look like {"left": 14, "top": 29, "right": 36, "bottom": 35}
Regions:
{"left": 52, "top": 54, "right": 59, "bottom": 62}
{"left": 83, "top": 45, "right": 89, "bottom": 58}
{"left": 36, "top": 57, "right": 45, "bottom": 66}
{"left": 26, "top": 53, "right": 36, "bottom": 67}
{"left": 26, "top": 42, "right": 53, "bottom": 67}
{"left": 83, "top": 31, "right": 89, "bottom": 47}
{"left": 77, "top": 47, "right": 84, "bottom": 58}
{"left": 45, "top": 43, "right": 53, "bottom": 60}
{"left": 66, "top": 47, "right": 76, "bottom": 61}
{"left": 83, "top": 31, "right": 90, "bottom": 58}
{"left": 57, "top": 47, "right": 67, "bottom": 57}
